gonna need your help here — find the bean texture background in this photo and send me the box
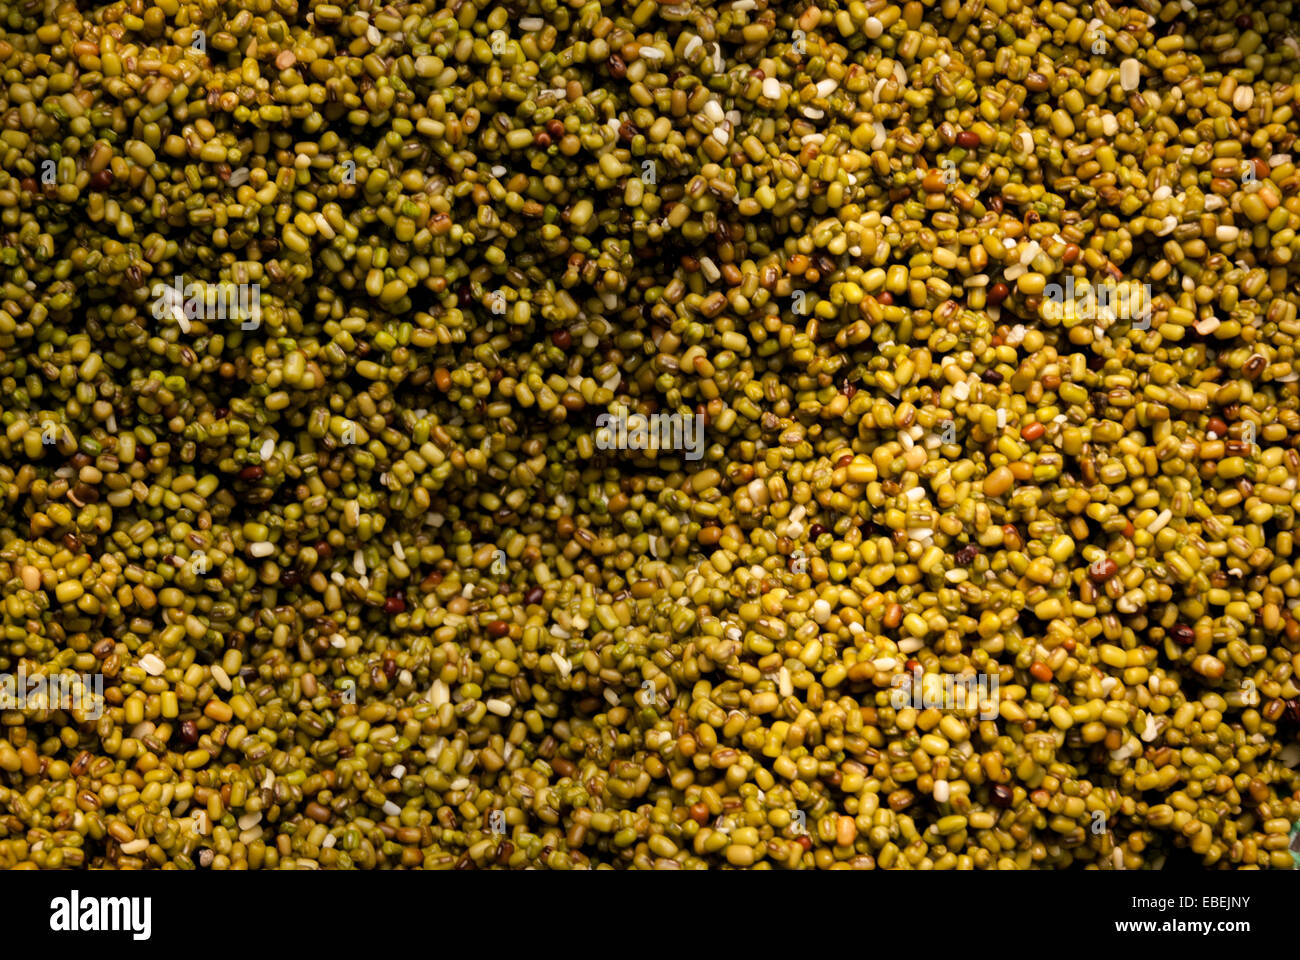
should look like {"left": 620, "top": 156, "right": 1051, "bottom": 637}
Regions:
{"left": 0, "top": 0, "right": 1296, "bottom": 869}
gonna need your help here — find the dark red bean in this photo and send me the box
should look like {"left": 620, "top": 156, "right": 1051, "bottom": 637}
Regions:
{"left": 1089, "top": 558, "right": 1118, "bottom": 582}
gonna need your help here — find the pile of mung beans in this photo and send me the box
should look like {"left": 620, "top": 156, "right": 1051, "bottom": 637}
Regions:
{"left": 0, "top": 0, "right": 1298, "bottom": 869}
